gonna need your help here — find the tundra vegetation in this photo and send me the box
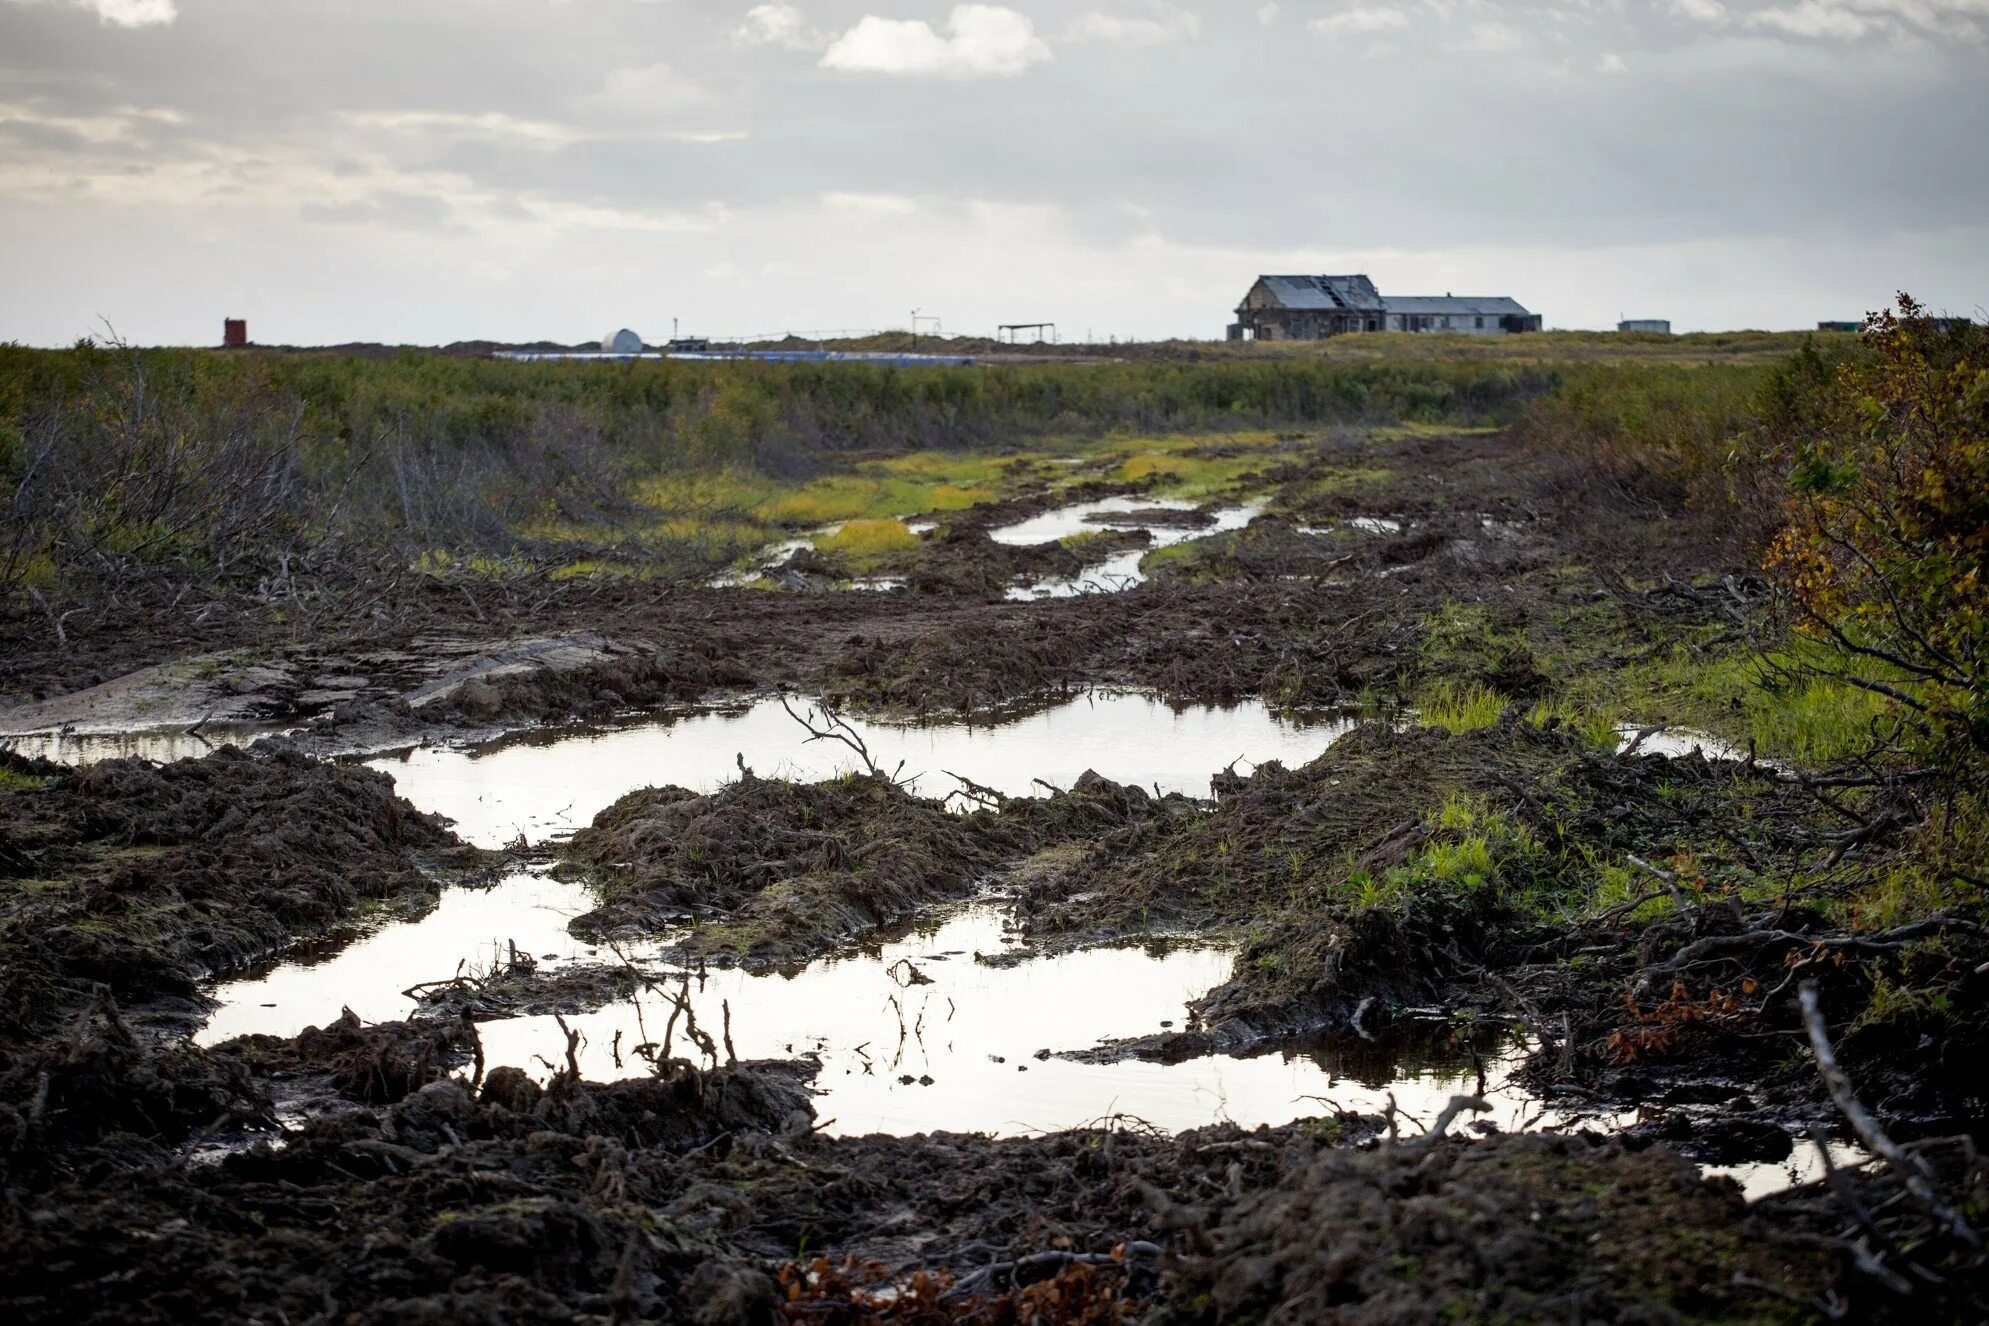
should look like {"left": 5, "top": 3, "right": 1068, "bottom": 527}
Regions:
{"left": 1, "top": 307, "right": 1985, "bottom": 1322}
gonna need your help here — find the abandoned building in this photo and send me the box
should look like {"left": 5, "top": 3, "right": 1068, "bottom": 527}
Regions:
{"left": 1229, "top": 275, "right": 1542, "bottom": 340}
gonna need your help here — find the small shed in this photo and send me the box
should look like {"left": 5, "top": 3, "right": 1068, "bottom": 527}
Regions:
{"left": 1618, "top": 319, "right": 1671, "bottom": 334}
{"left": 601, "top": 329, "right": 644, "bottom": 354}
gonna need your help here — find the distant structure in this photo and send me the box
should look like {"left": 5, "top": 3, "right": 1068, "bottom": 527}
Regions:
{"left": 1229, "top": 276, "right": 1541, "bottom": 340}
{"left": 601, "top": 328, "right": 644, "bottom": 354}
{"left": 223, "top": 318, "right": 247, "bottom": 347}
{"left": 1618, "top": 319, "right": 1671, "bottom": 334}
{"left": 1817, "top": 321, "right": 1862, "bottom": 333}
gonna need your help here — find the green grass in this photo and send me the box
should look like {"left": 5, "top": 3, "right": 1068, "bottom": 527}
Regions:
{"left": 0, "top": 767, "right": 51, "bottom": 793}
{"left": 816, "top": 518, "right": 919, "bottom": 557}
{"left": 1415, "top": 680, "right": 1508, "bottom": 734}
{"left": 1570, "top": 640, "right": 1900, "bottom": 765}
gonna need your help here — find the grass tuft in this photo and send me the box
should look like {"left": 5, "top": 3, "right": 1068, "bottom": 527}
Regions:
{"left": 1416, "top": 681, "right": 1507, "bottom": 734}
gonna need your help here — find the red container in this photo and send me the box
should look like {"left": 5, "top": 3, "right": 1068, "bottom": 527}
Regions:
{"left": 223, "top": 318, "right": 247, "bottom": 347}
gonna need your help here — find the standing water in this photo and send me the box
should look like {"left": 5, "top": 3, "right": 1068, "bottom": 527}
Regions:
{"left": 199, "top": 878, "right": 1563, "bottom": 1139}
{"left": 365, "top": 690, "right": 1350, "bottom": 849}
{"left": 991, "top": 498, "right": 1264, "bottom": 601}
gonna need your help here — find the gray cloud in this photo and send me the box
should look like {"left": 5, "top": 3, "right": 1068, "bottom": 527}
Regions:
{"left": 0, "top": 0, "right": 1983, "bottom": 342}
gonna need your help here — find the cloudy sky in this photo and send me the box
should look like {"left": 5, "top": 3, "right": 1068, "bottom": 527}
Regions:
{"left": 2, "top": 0, "right": 1983, "bottom": 344}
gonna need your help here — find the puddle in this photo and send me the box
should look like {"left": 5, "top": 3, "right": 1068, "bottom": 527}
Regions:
{"left": 1705, "top": 1137, "right": 1873, "bottom": 1202}
{"left": 987, "top": 496, "right": 1203, "bottom": 546}
{"left": 366, "top": 690, "right": 1350, "bottom": 849}
{"left": 197, "top": 872, "right": 1853, "bottom": 1181}
{"left": 1296, "top": 517, "right": 1403, "bottom": 537}
{"left": 706, "top": 535, "right": 825, "bottom": 588}
{"left": 200, "top": 881, "right": 1568, "bottom": 1139}
{"left": 1616, "top": 724, "right": 1755, "bottom": 763}
{"left": 704, "top": 496, "right": 1262, "bottom": 598}
{"left": 1, "top": 724, "right": 289, "bottom": 766}
{"left": 999, "top": 500, "right": 1263, "bottom": 601}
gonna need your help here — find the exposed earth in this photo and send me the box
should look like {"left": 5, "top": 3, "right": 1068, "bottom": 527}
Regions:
{"left": 4, "top": 424, "right": 1985, "bottom": 1322}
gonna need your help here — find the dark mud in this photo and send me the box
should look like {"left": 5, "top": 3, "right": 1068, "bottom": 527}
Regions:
{"left": 760, "top": 525, "right": 1158, "bottom": 599}
{"left": 6, "top": 1003, "right": 1980, "bottom": 1324}
{"left": 0, "top": 746, "right": 476, "bottom": 1045}
{"left": 999, "top": 717, "right": 1989, "bottom": 1144}
{"left": 0, "top": 428, "right": 1603, "bottom": 743}
{"left": 565, "top": 769, "right": 1174, "bottom": 965}
{"left": 6, "top": 423, "right": 1987, "bottom": 1321}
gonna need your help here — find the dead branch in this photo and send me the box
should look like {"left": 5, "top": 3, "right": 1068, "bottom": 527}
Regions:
{"left": 1401, "top": 1095, "right": 1488, "bottom": 1154}
{"left": 1625, "top": 852, "right": 1693, "bottom": 912}
{"left": 778, "top": 695, "right": 907, "bottom": 785}
{"left": 943, "top": 769, "right": 1008, "bottom": 810}
{"left": 1799, "top": 981, "right": 1978, "bottom": 1253}
{"left": 1639, "top": 915, "right": 1984, "bottom": 991}
{"left": 939, "top": 1243, "right": 1163, "bottom": 1303}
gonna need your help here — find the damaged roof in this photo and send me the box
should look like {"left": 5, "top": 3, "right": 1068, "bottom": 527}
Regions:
{"left": 1254, "top": 275, "right": 1385, "bottom": 311}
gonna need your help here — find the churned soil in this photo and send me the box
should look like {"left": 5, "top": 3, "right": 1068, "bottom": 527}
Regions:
{"left": 5, "top": 1003, "right": 1972, "bottom": 1325}
{"left": 4, "top": 423, "right": 1986, "bottom": 1322}
{"left": 564, "top": 769, "right": 1174, "bottom": 965}
{"left": 0, "top": 746, "right": 476, "bottom": 1046}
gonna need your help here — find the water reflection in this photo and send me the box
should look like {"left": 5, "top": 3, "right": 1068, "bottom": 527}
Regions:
{"left": 365, "top": 690, "right": 1351, "bottom": 849}
{"left": 998, "top": 500, "right": 1263, "bottom": 601}
{"left": 199, "top": 874, "right": 1823, "bottom": 1191}
{"left": 201, "top": 883, "right": 1537, "bottom": 1139}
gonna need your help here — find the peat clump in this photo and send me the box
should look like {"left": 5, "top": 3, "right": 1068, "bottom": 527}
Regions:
{"left": 0, "top": 990, "right": 270, "bottom": 1181}
{"left": 565, "top": 768, "right": 1170, "bottom": 963}
{"left": 898, "top": 524, "right": 1151, "bottom": 597}
{"left": 219, "top": 1008, "right": 475, "bottom": 1105}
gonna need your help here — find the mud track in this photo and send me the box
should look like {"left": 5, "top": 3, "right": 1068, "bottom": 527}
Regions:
{"left": 5, "top": 425, "right": 1987, "bottom": 1320}
{"left": 0, "top": 428, "right": 1680, "bottom": 748}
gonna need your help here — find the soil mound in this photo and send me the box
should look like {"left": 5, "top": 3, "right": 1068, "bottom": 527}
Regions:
{"left": 567, "top": 769, "right": 1170, "bottom": 962}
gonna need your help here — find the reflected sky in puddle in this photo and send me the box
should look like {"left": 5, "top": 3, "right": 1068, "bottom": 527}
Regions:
{"left": 1706, "top": 1138, "right": 1873, "bottom": 1202}
{"left": 1615, "top": 724, "right": 1756, "bottom": 764}
{"left": 199, "top": 874, "right": 1829, "bottom": 1194}
{"left": 1296, "top": 517, "right": 1403, "bottom": 537}
{"left": 200, "top": 881, "right": 1561, "bottom": 1139}
{"left": 987, "top": 496, "right": 1202, "bottom": 546}
{"left": 1000, "top": 500, "right": 1264, "bottom": 601}
{"left": 701, "top": 495, "right": 1263, "bottom": 599}
{"left": 367, "top": 690, "right": 1350, "bottom": 849}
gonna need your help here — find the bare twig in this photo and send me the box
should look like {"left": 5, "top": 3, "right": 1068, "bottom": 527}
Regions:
{"left": 1799, "top": 982, "right": 1978, "bottom": 1253}
{"left": 1400, "top": 1095, "right": 1489, "bottom": 1154}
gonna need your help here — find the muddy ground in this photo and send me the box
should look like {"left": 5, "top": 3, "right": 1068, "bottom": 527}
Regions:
{"left": 4, "top": 425, "right": 1987, "bottom": 1321}
{"left": 0, "top": 429, "right": 1643, "bottom": 733}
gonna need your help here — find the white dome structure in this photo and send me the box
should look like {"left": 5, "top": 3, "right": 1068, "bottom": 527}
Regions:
{"left": 601, "top": 328, "right": 643, "bottom": 354}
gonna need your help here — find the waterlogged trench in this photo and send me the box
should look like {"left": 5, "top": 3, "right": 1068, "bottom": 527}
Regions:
{"left": 709, "top": 493, "right": 1267, "bottom": 598}
{"left": 11, "top": 684, "right": 1840, "bottom": 1185}
{"left": 201, "top": 881, "right": 1562, "bottom": 1140}
{"left": 366, "top": 689, "right": 1348, "bottom": 848}
{"left": 208, "top": 691, "right": 1464, "bottom": 1138}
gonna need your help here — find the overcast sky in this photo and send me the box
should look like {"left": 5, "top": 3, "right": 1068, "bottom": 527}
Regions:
{"left": 2, "top": 0, "right": 1983, "bottom": 344}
